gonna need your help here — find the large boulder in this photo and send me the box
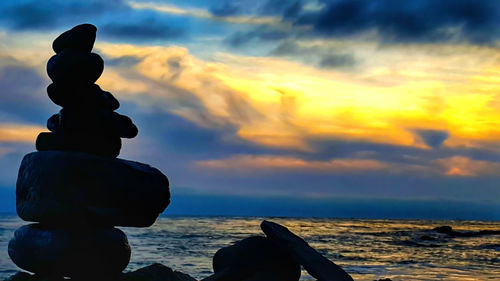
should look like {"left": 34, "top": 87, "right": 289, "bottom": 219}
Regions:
{"left": 16, "top": 151, "right": 170, "bottom": 227}
{"left": 212, "top": 236, "right": 300, "bottom": 281}
{"left": 261, "top": 221, "right": 353, "bottom": 281}
{"left": 36, "top": 132, "right": 121, "bottom": 158}
{"left": 52, "top": 23, "right": 97, "bottom": 53}
{"left": 8, "top": 224, "right": 130, "bottom": 278}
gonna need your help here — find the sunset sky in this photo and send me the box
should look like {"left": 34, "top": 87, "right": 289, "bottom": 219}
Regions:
{"left": 0, "top": 0, "right": 499, "bottom": 219}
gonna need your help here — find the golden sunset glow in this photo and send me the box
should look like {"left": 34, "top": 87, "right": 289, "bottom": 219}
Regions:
{"left": 94, "top": 42, "right": 500, "bottom": 158}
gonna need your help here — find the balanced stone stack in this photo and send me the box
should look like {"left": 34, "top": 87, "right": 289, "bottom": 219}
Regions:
{"left": 8, "top": 24, "right": 171, "bottom": 280}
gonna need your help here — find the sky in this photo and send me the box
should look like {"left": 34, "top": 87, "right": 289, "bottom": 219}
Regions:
{"left": 0, "top": 0, "right": 500, "bottom": 219}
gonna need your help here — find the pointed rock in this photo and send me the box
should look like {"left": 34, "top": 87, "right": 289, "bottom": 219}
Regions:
{"left": 261, "top": 220, "right": 354, "bottom": 281}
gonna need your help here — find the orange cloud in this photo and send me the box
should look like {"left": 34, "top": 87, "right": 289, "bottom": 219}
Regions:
{"left": 196, "top": 155, "right": 388, "bottom": 173}
{"left": 434, "top": 156, "right": 500, "bottom": 177}
{"left": 94, "top": 41, "right": 500, "bottom": 152}
{"left": 0, "top": 124, "right": 43, "bottom": 143}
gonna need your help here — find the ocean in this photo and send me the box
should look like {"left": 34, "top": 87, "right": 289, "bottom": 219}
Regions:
{"left": 0, "top": 215, "right": 499, "bottom": 280}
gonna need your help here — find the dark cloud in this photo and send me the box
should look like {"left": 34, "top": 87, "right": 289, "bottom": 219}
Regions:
{"left": 226, "top": 0, "right": 500, "bottom": 47}
{"left": 319, "top": 53, "right": 356, "bottom": 68}
{"left": 270, "top": 41, "right": 358, "bottom": 69}
{"left": 0, "top": 0, "right": 186, "bottom": 42}
{"left": 100, "top": 19, "right": 185, "bottom": 41}
{"left": 259, "top": 0, "right": 303, "bottom": 16}
{"left": 0, "top": 0, "right": 129, "bottom": 31}
{"left": 226, "top": 27, "right": 289, "bottom": 46}
{"left": 104, "top": 55, "right": 142, "bottom": 67}
{"left": 0, "top": 60, "right": 56, "bottom": 124}
{"left": 306, "top": 0, "right": 500, "bottom": 44}
{"left": 210, "top": 2, "right": 240, "bottom": 17}
{"left": 415, "top": 129, "right": 449, "bottom": 149}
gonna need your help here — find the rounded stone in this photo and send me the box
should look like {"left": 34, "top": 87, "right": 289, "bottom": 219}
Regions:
{"left": 36, "top": 132, "right": 121, "bottom": 158}
{"left": 47, "top": 50, "right": 104, "bottom": 84}
{"left": 52, "top": 23, "right": 97, "bottom": 53}
{"left": 213, "top": 236, "right": 301, "bottom": 281}
{"left": 46, "top": 109, "right": 138, "bottom": 139}
{"left": 17, "top": 151, "right": 170, "bottom": 227}
{"left": 8, "top": 224, "right": 130, "bottom": 277}
{"left": 47, "top": 83, "right": 120, "bottom": 110}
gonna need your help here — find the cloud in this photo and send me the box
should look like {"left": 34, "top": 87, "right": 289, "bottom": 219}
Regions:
{"left": 319, "top": 53, "right": 356, "bottom": 68}
{"left": 304, "top": 0, "right": 500, "bottom": 45}
{"left": 0, "top": 124, "right": 44, "bottom": 143}
{"left": 435, "top": 156, "right": 500, "bottom": 176}
{"left": 0, "top": 59, "right": 56, "bottom": 124}
{"left": 414, "top": 129, "right": 449, "bottom": 149}
{"left": 128, "top": 1, "right": 282, "bottom": 26}
{"left": 197, "top": 154, "right": 388, "bottom": 173}
{"left": 0, "top": 0, "right": 129, "bottom": 31}
{"left": 209, "top": 2, "right": 240, "bottom": 17}
{"left": 223, "top": 0, "right": 500, "bottom": 47}
{"left": 100, "top": 19, "right": 184, "bottom": 41}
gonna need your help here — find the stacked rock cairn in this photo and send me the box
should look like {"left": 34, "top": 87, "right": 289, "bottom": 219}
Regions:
{"left": 8, "top": 24, "right": 171, "bottom": 280}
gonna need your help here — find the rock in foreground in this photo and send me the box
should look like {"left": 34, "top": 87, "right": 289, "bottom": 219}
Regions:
{"left": 4, "top": 263, "right": 197, "bottom": 281}
{"left": 261, "top": 220, "right": 354, "bottom": 281}
{"left": 213, "top": 236, "right": 300, "bottom": 281}
{"left": 8, "top": 224, "right": 130, "bottom": 278}
{"left": 16, "top": 151, "right": 170, "bottom": 227}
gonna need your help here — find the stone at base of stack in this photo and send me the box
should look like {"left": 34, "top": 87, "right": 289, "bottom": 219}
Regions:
{"left": 8, "top": 224, "right": 131, "bottom": 278}
{"left": 8, "top": 23, "right": 171, "bottom": 279}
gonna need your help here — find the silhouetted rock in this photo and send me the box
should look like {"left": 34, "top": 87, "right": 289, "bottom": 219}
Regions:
{"left": 52, "top": 24, "right": 97, "bottom": 53}
{"left": 8, "top": 224, "right": 130, "bottom": 278}
{"left": 431, "top": 225, "right": 500, "bottom": 237}
{"left": 261, "top": 220, "right": 354, "bottom": 281}
{"left": 213, "top": 236, "right": 300, "bottom": 281}
{"left": 433, "top": 226, "right": 453, "bottom": 234}
{"left": 36, "top": 132, "right": 121, "bottom": 158}
{"left": 16, "top": 151, "right": 170, "bottom": 227}
{"left": 47, "top": 83, "right": 120, "bottom": 110}
{"left": 124, "top": 263, "right": 197, "bottom": 281}
{"left": 46, "top": 109, "right": 138, "bottom": 138}
{"left": 47, "top": 50, "right": 103, "bottom": 84}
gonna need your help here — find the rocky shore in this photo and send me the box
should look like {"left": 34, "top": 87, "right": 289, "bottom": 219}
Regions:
{"left": 6, "top": 220, "right": 355, "bottom": 281}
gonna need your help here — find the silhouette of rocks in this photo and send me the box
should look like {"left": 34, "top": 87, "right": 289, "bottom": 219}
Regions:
{"left": 47, "top": 83, "right": 120, "bottom": 111}
{"left": 8, "top": 224, "right": 130, "bottom": 278}
{"left": 5, "top": 263, "right": 197, "bottom": 281}
{"left": 46, "top": 109, "right": 137, "bottom": 138}
{"left": 433, "top": 225, "right": 453, "bottom": 234}
{"left": 7, "top": 23, "right": 170, "bottom": 279}
{"left": 17, "top": 151, "right": 170, "bottom": 227}
{"left": 36, "top": 132, "right": 121, "bottom": 158}
{"left": 432, "top": 225, "right": 500, "bottom": 237}
{"left": 47, "top": 50, "right": 104, "bottom": 84}
{"left": 52, "top": 24, "right": 97, "bottom": 54}
{"left": 212, "top": 236, "right": 300, "bottom": 281}
{"left": 124, "top": 263, "right": 197, "bottom": 281}
{"left": 261, "top": 220, "right": 354, "bottom": 281}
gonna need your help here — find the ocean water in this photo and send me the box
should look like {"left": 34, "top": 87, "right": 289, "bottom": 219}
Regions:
{"left": 0, "top": 215, "right": 499, "bottom": 280}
